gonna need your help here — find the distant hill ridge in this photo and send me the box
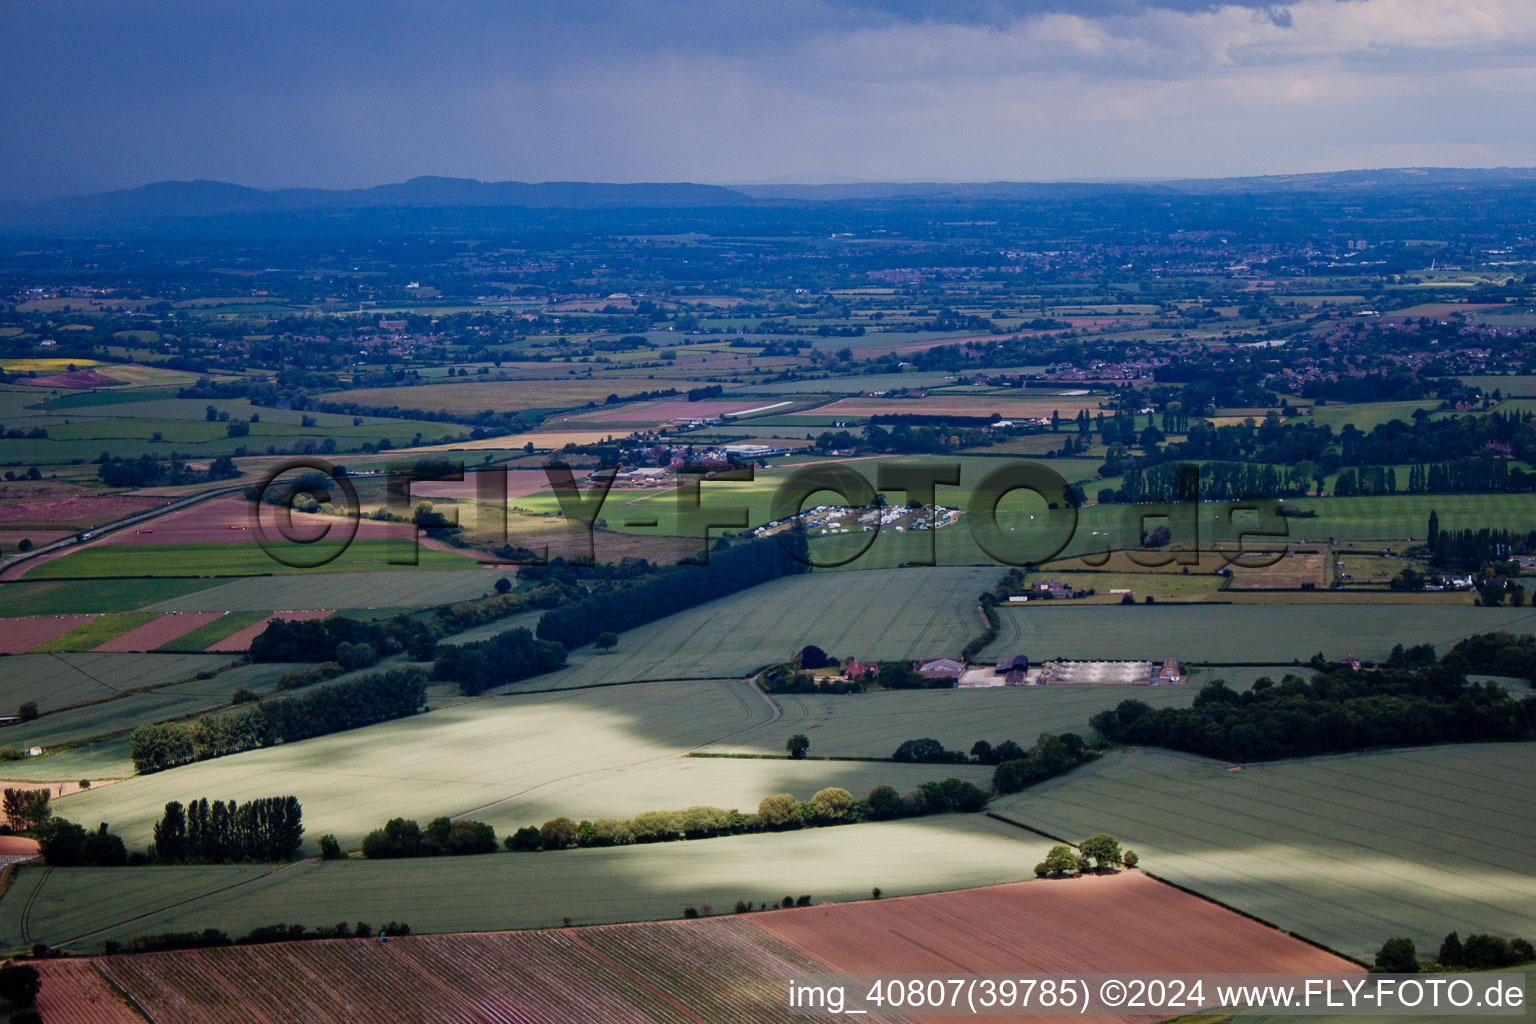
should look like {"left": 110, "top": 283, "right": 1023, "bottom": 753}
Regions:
{"left": 6, "top": 167, "right": 1536, "bottom": 232}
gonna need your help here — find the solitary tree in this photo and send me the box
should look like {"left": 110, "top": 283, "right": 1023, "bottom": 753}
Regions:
{"left": 1079, "top": 833, "right": 1123, "bottom": 870}
{"left": 1374, "top": 937, "right": 1419, "bottom": 973}
{"left": 786, "top": 734, "right": 810, "bottom": 759}
{"left": 1041, "top": 844, "right": 1079, "bottom": 877}
{"left": 595, "top": 631, "right": 618, "bottom": 654}
{"left": 494, "top": 576, "right": 512, "bottom": 595}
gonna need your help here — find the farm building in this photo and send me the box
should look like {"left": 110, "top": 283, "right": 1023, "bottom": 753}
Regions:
{"left": 1042, "top": 660, "right": 1158, "bottom": 685}
{"left": 915, "top": 657, "right": 963, "bottom": 681}
{"left": 1152, "top": 658, "right": 1185, "bottom": 684}
{"left": 994, "top": 654, "right": 1030, "bottom": 674}
{"left": 843, "top": 658, "right": 877, "bottom": 681}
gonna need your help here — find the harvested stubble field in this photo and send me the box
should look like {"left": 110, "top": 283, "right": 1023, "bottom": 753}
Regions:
{"left": 4, "top": 816, "right": 1049, "bottom": 951}
{"left": 44, "top": 872, "right": 1355, "bottom": 1024}
{"left": 991, "top": 743, "right": 1536, "bottom": 960}
{"left": 0, "top": 493, "right": 166, "bottom": 528}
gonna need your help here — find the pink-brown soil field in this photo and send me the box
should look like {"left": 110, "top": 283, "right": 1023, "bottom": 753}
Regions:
{"left": 32, "top": 959, "right": 144, "bottom": 1024}
{"left": 753, "top": 872, "right": 1360, "bottom": 1023}
{"left": 49, "top": 874, "right": 1353, "bottom": 1024}
{"left": 91, "top": 612, "right": 225, "bottom": 652}
{"left": 203, "top": 609, "right": 333, "bottom": 653}
{"left": 101, "top": 495, "right": 395, "bottom": 547}
{"left": 817, "top": 395, "right": 1102, "bottom": 419}
{"left": 0, "top": 614, "right": 100, "bottom": 654}
{"left": 0, "top": 494, "right": 166, "bottom": 526}
{"left": 18, "top": 369, "right": 122, "bottom": 388}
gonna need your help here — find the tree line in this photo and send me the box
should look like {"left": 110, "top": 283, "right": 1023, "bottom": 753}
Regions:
{"left": 505, "top": 778, "right": 991, "bottom": 853}
{"left": 888, "top": 732, "right": 1097, "bottom": 794}
{"left": 106, "top": 919, "right": 412, "bottom": 956}
{"left": 1374, "top": 930, "right": 1535, "bottom": 973}
{"left": 1091, "top": 658, "right": 1535, "bottom": 763}
{"left": 361, "top": 816, "right": 498, "bottom": 859}
{"left": 535, "top": 532, "right": 810, "bottom": 649}
{"left": 153, "top": 796, "right": 304, "bottom": 863}
{"left": 130, "top": 668, "right": 427, "bottom": 774}
{"left": 432, "top": 627, "right": 568, "bottom": 696}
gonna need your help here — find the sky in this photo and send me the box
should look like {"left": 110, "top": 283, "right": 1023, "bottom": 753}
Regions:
{"left": 3, "top": 0, "right": 1536, "bottom": 201}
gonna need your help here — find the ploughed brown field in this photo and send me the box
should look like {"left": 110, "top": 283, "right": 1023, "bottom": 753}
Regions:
{"left": 36, "top": 872, "right": 1357, "bottom": 1024}
{"left": 101, "top": 495, "right": 398, "bottom": 547}
{"left": 204, "top": 608, "right": 333, "bottom": 653}
{"left": 0, "top": 614, "right": 100, "bottom": 654}
{"left": 91, "top": 612, "right": 224, "bottom": 652}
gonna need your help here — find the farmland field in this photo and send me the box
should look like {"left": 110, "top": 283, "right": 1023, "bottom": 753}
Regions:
{"left": 0, "top": 614, "right": 101, "bottom": 654}
{"left": 138, "top": 569, "right": 504, "bottom": 612}
{"left": 706, "top": 671, "right": 1248, "bottom": 759}
{"left": 23, "top": 539, "right": 479, "bottom": 579}
{"left": 0, "top": 660, "right": 302, "bottom": 755}
{"left": 754, "top": 870, "right": 1357, "bottom": 991}
{"left": 982, "top": 602, "right": 1536, "bottom": 662}
{"left": 25, "top": 611, "right": 157, "bottom": 653}
{"left": 2, "top": 814, "right": 1049, "bottom": 951}
{"left": 0, "top": 652, "right": 238, "bottom": 715}
{"left": 27, "top": 870, "right": 1359, "bottom": 1023}
{"left": 154, "top": 610, "right": 270, "bottom": 651}
{"left": 324, "top": 378, "right": 716, "bottom": 415}
{"left": 0, "top": 578, "right": 220, "bottom": 616}
{"left": 55, "top": 678, "right": 773, "bottom": 849}
{"left": 990, "top": 743, "right": 1536, "bottom": 959}
{"left": 524, "top": 566, "right": 998, "bottom": 687}
{"left": 91, "top": 611, "right": 226, "bottom": 651}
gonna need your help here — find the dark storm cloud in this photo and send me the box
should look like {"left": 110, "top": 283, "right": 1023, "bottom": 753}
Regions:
{"left": 0, "top": 0, "right": 1531, "bottom": 201}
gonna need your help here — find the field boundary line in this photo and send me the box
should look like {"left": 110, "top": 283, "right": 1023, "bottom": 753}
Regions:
{"left": 983, "top": 812, "right": 1368, "bottom": 969}
{"left": 89, "top": 960, "right": 156, "bottom": 1024}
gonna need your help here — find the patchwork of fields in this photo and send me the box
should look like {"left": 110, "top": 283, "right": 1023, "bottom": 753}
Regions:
{"left": 32, "top": 871, "right": 1357, "bottom": 1023}
{"left": 3, "top": 815, "right": 1049, "bottom": 951}
{"left": 991, "top": 743, "right": 1536, "bottom": 959}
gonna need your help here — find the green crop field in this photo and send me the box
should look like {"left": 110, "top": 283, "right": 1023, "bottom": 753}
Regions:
{"left": 983, "top": 602, "right": 1536, "bottom": 663}
{"left": 706, "top": 669, "right": 1250, "bottom": 759}
{"left": 1, "top": 813, "right": 1048, "bottom": 953}
{"left": 57, "top": 678, "right": 773, "bottom": 850}
{"left": 991, "top": 743, "right": 1536, "bottom": 960}
{"left": 0, "top": 652, "right": 237, "bottom": 715}
{"left": 26, "top": 540, "right": 478, "bottom": 579}
{"left": 0, "top": 661, "right": 302, "bottom": 757}
{"left": 23, "top": 612, "right": 156, "bottom": 653}
{"left": 138, "top": 569, "right": 504, "bottom": 612}
{"left": 154, "top": 610, "right": 270, "bottom": 651}
{"left": 524, "top": 566, "right": 998, "bottom": 688}
{"left": 0, "top": 579, "right": 219, "bottom": 616}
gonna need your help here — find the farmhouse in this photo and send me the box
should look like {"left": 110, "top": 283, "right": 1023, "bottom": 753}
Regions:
{"left": 843, "top": 658, "right": 877, "bottom": 681}
{"left": 1152, "top": 658, "right": 1185, "bottom": 685}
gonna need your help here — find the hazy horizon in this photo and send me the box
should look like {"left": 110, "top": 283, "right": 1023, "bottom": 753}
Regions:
{"left": 4, "top": 0, "right": 1535, "bottom": 203}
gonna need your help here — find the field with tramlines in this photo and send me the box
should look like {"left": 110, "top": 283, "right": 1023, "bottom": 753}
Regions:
{"left": 48, "top": 873, "right": 1359, "bottom": 1024}
{"left": 990, "top": 743, "right": 1536, "bottom": 959}
{"left": 31, "top": 959, "right": 142, "bottom": 1024}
